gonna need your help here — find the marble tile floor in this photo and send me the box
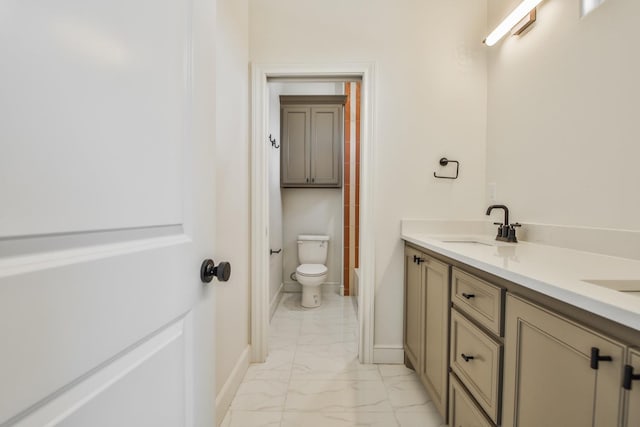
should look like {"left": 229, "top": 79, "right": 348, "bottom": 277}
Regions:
{"left": 222, "top": 290, "right": 447, "bottom": 427}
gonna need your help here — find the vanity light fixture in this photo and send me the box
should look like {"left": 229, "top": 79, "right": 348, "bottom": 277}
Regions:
{"left": 484, "top": 0, "right": 544, "bottom": 46}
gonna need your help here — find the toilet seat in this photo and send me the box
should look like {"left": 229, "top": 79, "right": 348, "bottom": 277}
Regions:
{"left": 296, "top": 264, "right": 328, "bottom": 277}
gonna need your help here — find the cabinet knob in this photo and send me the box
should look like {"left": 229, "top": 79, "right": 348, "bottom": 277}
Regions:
{"left": 590, "top": 347, "right": 613, "bottom": 370}
{"left": 623, "top": 365, "right": 640, "bottom": 390}
{"left": 461, "top": 353, "right": 475, "bottom": 362}
{"left": 461, "top": 293, "right": 475, "bottom": 299}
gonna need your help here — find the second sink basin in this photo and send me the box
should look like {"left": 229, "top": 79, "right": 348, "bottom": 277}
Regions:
{"left": 581, "top": 279, "right": 640, "bottom": 297}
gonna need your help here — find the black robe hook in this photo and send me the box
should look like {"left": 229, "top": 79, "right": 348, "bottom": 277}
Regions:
{"left": 269, "top": 134, "right": 279, "bottom": 149}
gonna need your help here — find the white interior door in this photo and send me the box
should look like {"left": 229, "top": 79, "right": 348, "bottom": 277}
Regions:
{"left": 0, "top": 0, "right": 217, "bottom": 425}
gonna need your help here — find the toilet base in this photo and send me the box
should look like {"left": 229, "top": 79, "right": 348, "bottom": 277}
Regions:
{"left": 301, "top": 285, "right": 322, "bottom": 308}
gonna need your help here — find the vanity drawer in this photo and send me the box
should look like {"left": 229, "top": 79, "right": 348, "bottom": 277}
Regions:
{"left": 452, "top": 268, "right": 504, "bottom": 336}
{"left": 449, "top": 374, "right": 495, "bottom": 427}
{"left": 450, "top": 309, "right": 502, "bottom": 424}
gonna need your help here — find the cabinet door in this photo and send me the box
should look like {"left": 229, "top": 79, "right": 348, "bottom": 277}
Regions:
{"left": 310, "top": 106, "right": 341, "bottom": 186}
{"left": 625, "top": 348, "right": 640, "bottom": 427}
{"left": 420, "top": 256, "right": 450, "bottom": 421}
{"left": 281, "top": 106, "right": 310, "bottom": 186}
{"left": 404, "top": 246, "right": 424, "bottom": 371}
{"left": 503, "top": 294, "right": 625, "bottom": 427}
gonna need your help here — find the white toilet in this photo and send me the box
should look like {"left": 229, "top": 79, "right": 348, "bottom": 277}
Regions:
{"left": 296, "top": 234, "right": 329, "bottom": 308}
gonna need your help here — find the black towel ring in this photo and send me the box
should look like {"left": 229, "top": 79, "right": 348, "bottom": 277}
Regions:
{"left": 433, "top": 157, "right": 459, "bottom": 179}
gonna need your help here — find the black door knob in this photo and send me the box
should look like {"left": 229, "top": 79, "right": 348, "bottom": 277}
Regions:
{"left": 200, "top": 259, "right": 231, "bottom": 283}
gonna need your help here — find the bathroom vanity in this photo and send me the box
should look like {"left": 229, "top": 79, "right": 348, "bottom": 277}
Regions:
{"left": 402, "top": 230, "right": 640, "bottom": 427}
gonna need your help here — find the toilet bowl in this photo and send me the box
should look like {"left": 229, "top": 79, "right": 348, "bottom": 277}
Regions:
{"left": 296, "top": 235, "right": 330, "bottom": 308}
{"left": 296, "top": 264, "right": 328, "bottom": 308}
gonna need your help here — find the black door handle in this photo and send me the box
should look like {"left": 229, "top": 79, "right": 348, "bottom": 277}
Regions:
{"left": 200, "top": 259, "right": 231, "bottom": 283}
{"left": 624, "top": 365, "right": 640, "bottom": 390}
{"left": 462, "top": 293, "right": 476, "bottom": 299}
{"left": 590, "top": 347, "right": 613, "bottom": 370}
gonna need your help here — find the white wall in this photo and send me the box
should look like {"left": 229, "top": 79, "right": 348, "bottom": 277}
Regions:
{"left": 268, "top": 82, "right": 344, "bottom": 296}
{"left": 251, "top": 0, "right": 488, "bottom": 353}
{"left": 215, "top": 0, "right": 250, "bottom": 417}
{"left": 486, "top": 0, "right": 640, "bottom": 230}
{"left": 282, "top": 188, "right": 343, "bottom": 289}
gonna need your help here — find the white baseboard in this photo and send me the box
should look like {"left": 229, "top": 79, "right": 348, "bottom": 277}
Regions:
{"left": 215, "top": 345, "right": 250, "bottom": 426}
{"left": 270, "top": 283, "right": 284, "bottom": 320}
{"left": 372, "top": 345, "right": 405, "bottom": 364}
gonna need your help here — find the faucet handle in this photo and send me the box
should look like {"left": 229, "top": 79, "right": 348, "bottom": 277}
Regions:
{"left": 506, "top": 223, "right": 522, "bottom": 243}
{"left": 493, "top": 222, "right": 504, "bottom": 241}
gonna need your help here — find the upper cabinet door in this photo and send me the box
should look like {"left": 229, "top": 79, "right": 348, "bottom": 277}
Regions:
{"left": 310, "top": 106, "right": 342, "bottom": 186}
{"left": 281, "top": 106, "right": 311, "bottom": 186}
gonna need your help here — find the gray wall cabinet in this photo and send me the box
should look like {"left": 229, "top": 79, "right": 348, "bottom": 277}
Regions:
{"left": 280, "top": 96, "right": 345, "bottom": 188}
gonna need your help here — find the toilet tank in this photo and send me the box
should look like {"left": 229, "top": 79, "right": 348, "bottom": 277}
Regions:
{"left": 297, "top": 235, "right": 329, "bottom": 264}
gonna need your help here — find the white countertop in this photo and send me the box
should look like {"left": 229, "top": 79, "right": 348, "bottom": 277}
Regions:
{"left": 402, "top": 232, "right": 640, "bottom": 333}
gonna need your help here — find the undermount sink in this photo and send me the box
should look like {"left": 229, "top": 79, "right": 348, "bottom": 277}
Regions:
{"left": 441, "top": 240, "right": 495, "bottom": 246}
{"left": 440, "top": 238, "right": 500, "bottom": 247}
{"left": 581, "top": 279, "right": 640, "bottom": 297}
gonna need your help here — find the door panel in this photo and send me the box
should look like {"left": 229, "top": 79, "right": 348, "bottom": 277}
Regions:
{"left": 0, "top": 238, "right": 195, "bottom": 424}
{"left": 0, "top": 0, "right": 187, "bottom": 237}
{"left": 16, "top": 318, "right": 187, "bottom": 427}
{"left": 0, "top": 0, "right": 211, "bottom": 425}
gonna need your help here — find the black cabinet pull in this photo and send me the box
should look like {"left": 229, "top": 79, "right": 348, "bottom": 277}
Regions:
{"left": 590, "top": 347, "right": 613, "bottom": 370}
{"left": 461, "top": 353, "right": 475, "bottom": 362}
{"left": 462, "top": 293, "right": 475, "bottom": 299}
{"left": 416, "top": 257, "right": 426, "bottom": 265}
{"left": 623, "top": 365, "right": 640, "bottom": 390}
{"left": 413, "top": 255, "right": 419, "bottom": 263}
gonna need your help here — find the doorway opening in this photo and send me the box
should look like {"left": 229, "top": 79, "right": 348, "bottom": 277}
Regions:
{"left": 250, "top": 64, "right": 376, "bottom": 364}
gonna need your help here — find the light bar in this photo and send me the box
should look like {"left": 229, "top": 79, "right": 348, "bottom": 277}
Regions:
{"left": 485, "top": 0, "right": 544, "bottom": 46}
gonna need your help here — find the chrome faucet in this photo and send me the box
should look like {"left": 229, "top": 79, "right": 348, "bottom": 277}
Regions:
{"left": 486, "top": 205, "right": 521, "bottom": 242}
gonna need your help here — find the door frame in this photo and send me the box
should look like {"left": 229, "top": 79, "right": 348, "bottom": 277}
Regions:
{"left": 250, "top": 63, "right": 376, "bottom": 363}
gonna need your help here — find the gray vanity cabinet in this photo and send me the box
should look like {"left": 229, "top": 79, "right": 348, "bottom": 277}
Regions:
{"left": 280, "top": 96, "right": 344, "bottom": 188}
{"left": 404, "top": 241, "right": 640, "bottom": 427}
